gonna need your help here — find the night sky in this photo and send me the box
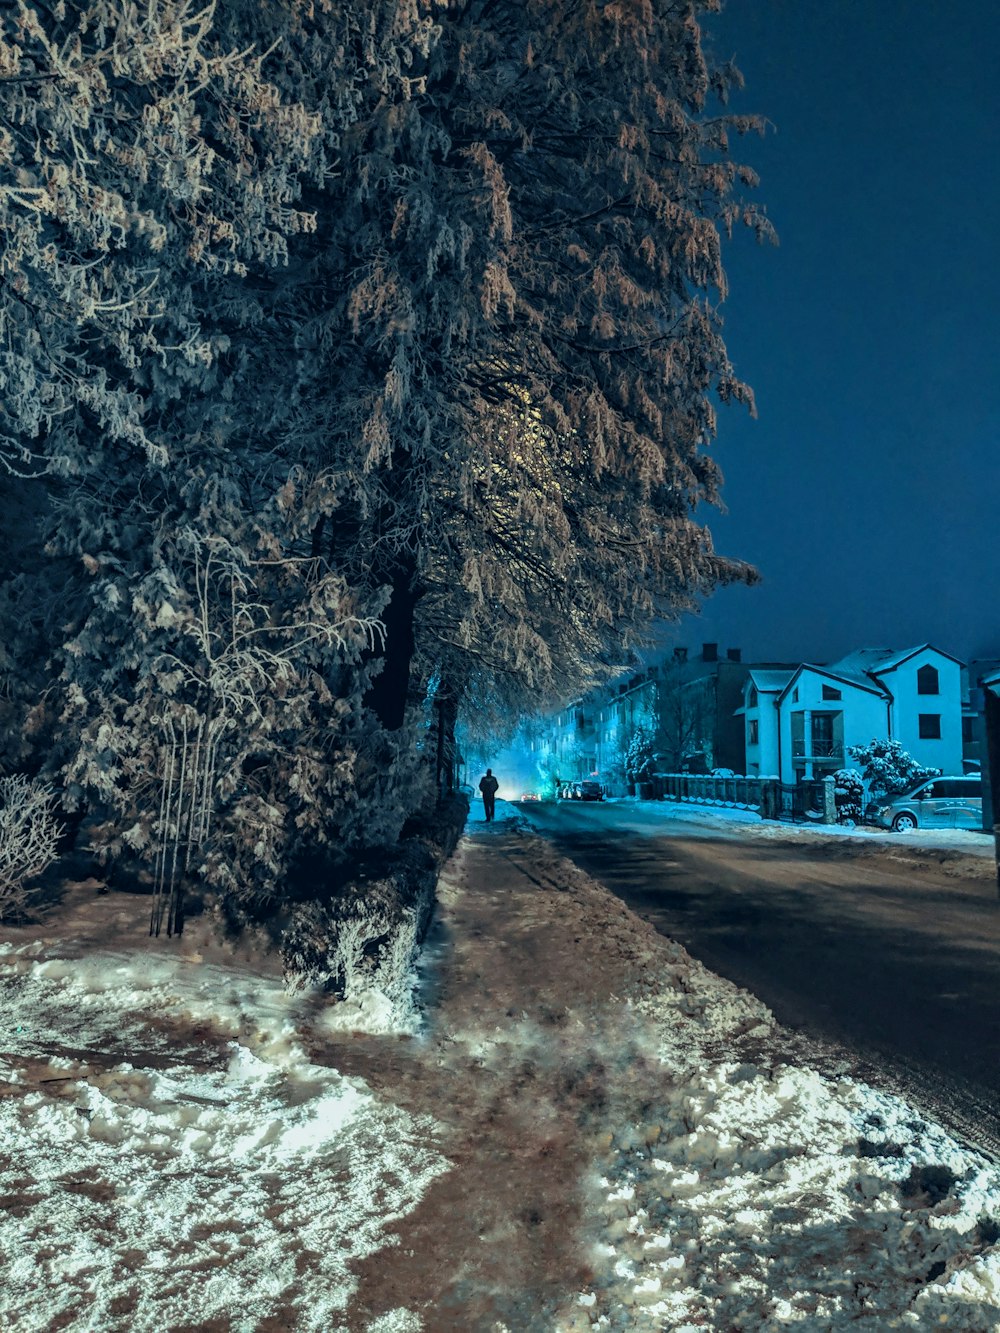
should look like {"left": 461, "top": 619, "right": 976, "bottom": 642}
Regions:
{"left": 668, "top": 0, "right": 999, "bottom": 666}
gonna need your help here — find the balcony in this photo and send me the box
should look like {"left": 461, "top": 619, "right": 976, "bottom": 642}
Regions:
{"left": 791, "top": 739, "right": 843, "bottom": 761}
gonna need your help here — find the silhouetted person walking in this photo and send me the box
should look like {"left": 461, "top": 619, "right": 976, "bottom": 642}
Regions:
{"left": 478, "top": 768, "right": 499, "bottom": 822}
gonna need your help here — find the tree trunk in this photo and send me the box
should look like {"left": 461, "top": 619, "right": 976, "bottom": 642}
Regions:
{"left": 434, "top": 688, "right": 460, "bottom": 800}
{"left": 364, "top": 553, "right": 422, "bottom": 732}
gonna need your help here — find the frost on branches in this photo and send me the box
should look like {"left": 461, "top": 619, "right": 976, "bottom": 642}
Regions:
{"left": 625, "top": 726, "right": 657, "bottom": 784}
{"left": 0, "top": 1, "right": 768, "bottom": 936}
{"left": 0, "top": 775, "right": 61, "bottom": 919}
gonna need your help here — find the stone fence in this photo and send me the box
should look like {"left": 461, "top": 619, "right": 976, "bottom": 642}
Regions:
{"left": 654, "top": 773, "right": 838, "bottom": 824}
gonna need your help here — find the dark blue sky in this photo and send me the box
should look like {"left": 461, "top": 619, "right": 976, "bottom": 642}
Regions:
{"left": 670, "top": 0, "right": 999, "bottom": 666}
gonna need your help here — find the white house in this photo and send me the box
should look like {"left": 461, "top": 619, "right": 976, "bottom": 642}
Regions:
{"left": 774, "top": 662, "right": 892, "bottom": 784}
{"left": 740, "top": 645, "right": 965, "bottom": 785}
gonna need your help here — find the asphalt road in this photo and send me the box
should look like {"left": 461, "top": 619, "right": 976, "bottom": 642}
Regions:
{"left": 512, "top": 798, "right": 1000, "bottom": 1157}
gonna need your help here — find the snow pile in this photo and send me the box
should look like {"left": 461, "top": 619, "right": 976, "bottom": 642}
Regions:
{"left": 631, "top": 940, "right": 774, "bottom": 1071}
{"left": 573, "top": 961, "right": 1000, "bottom": 1330}
{"left": 0, "top": 941, "right": 446, "bottom": 1332}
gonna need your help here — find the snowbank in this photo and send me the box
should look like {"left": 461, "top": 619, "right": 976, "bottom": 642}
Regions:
{"left": 0, "top": 940, "right": 445, "bottom": 1331}
{"left": 567, "top": 916, "right": 1000, "bottom": 1330}
{"left": 594, "top": 797, "right": 996, "bottom": 865}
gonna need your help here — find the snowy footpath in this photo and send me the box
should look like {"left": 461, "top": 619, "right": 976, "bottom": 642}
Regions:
{"left": 3, "top": 817, "right": 1000, "bottom": 1330}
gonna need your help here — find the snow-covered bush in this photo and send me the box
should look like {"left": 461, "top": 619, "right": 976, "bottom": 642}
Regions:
{"left": 625, "top": 725, "right": 656, "bottom": 782}
{"left": 847, "top": 739, "right": 940, "bottom": 799}
{"left": 833, "top": 769, "right": 865, "bottom": 824}
{"left": 0, "top": 776, "right": 62, "bottom": 919}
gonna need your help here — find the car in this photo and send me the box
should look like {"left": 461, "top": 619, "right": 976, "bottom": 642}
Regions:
{"left": 578, "top": 779, "right": 604, "bottom": 801}
{"left": 520, "top": 791, "right": 540, "bottom": 802}
{"left": 866, "top": 776, "right": 983, "bottom": 832}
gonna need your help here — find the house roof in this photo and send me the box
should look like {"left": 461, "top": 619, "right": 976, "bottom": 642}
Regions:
{"left": 776, "top": 662, "right": 890, "bottom": 706}
{"left": 829, "top": 644, "right": 965, "bottom": 676}
{"left": 746, "top": 669, "right": 795, "bottom": 693}
{"left": 981, "top": 668, "right": 1000, "bottom": 694}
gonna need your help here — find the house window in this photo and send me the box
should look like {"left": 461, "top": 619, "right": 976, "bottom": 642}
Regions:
{"left": 821, "top": 684, "right": 842, "bottom": 701}
{"left": 918, "top": 713, "right": 942, "bottom": 739}
{"left": 748, "top": 685, "right": 758, "bottom": 707}
{"left": 792, "top": 688, "right": 799, "bottom": 703}
{"left": 917, "top": 665, "right": 940, "bottom": 695}
{"left": 812, "top": 712, "right": 836, "bottom": 756}
{"left": 748, "top": 719, "right": 759, "bottom": 745}
{"left": 962, "top": 716, "right": 974, "bottom": 742}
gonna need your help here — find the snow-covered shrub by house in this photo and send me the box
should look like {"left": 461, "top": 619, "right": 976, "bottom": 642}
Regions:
{"left": 847, "top": 739, "right": 941, "bottom": 799}
{"left": 0, "top": 775, "right": 61, "bottom": 919}
{"left": 833, "top": 769, "right": 865, "bottom": 824}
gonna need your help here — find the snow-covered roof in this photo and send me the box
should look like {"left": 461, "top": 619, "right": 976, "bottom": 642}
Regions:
{"left": 830, "top": 644, "right": 965, "bottom": 676}
{"left": 777, "top": 663, "right": 890, "bottom": 705}
{"left": 746, "top": 669, "right": 794, "bottom": 693}
{"left": 826, "top": 648, "right": 897, "bottom": 675}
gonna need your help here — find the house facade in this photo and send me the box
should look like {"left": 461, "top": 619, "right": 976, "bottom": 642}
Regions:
{"left": 741, "top": 645, "right": 965, "bottom": 785}
{"left": 741, "top": 669, "right": 793, "bottom": 776}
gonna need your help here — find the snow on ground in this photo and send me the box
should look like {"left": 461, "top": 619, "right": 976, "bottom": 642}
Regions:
{"left": 545, "top": 873, "right": 1000, "bottom": 1330}
{"left": 5, "top": 821, "right": 1000, "bottom": 1330}
{"left": 0, "top": 937, "right": 445, "bottom": 1332}
{"left": 599, "top": 796, "right": 996, "bottom": 862}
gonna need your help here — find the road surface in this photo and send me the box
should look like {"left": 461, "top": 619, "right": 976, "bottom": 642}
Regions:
{"left": 512, "top": 797, "right": 1000, "bottom": 1156}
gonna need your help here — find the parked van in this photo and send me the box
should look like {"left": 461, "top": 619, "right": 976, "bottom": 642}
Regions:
{"left": 866, "top": 776, "right": 983, "bottom": 832}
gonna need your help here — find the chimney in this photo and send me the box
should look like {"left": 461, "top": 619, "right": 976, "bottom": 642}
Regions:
{"left": 727, "top": 647, "right": 742, "bottom": 663}
{"left": 702, "top": 642, "right": 718, "bottom": 662}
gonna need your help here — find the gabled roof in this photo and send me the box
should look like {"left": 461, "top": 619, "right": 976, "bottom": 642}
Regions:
{"left": 777, "top": 662, "right": 890, "bottom": 706}
{"left": 982, "top": 667, "right": 1000, "bottom": 694}
{"left": 829, "top": 644, "right": 965, "bottom": 676}
{"left": 745, "top": 668, "right": 795, "bottom": 693}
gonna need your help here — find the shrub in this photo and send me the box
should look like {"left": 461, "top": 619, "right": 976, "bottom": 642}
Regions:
{"left": 847, "top": 739, "right": 940, "bottom": 798}
{"left": 0, "top": 775, "right": 62, "bottom": 919}
{"left": 833, "top": 769, "right": 865, "bottom": 823}
{"left": 625, "top": 725, "right": 656, "bottom": 782}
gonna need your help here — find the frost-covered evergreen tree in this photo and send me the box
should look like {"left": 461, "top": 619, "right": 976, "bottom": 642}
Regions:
{"left": 1, "top": 0, "right": 767, "bottom": 914}
{"left": 255, "top": 0, "right": 769, "bottom": 731}
{"left": 625, "top": 726, "right": 656, "bottom": 783}
{"left": 0, "top": 1, "right": 401, "bottom": 912}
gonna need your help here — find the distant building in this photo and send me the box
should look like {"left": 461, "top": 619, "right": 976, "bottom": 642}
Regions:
{"left": 965, "top": 659, "right": 1000, "bottom": 774}
{"left": 534, "top": 644, "right": 795, "bottom": 792}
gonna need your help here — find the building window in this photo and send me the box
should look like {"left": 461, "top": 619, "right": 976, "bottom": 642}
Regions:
{"left": 962, "top": 716, "right": 974, "bottom": 743}
{"left": 821, "top": 684, "right": 842, "bottom": 701}
{"left": 748, "top": 719, "right": 759, "bottom": 745}
{"left": 917, "top": 665, "right": 940, "bottom": 695}
{"left": 918, "top": 713, "right": 942, "bottom": 739}
{"left": 748, "top": 685, "right": 758, "bottom": 707}
{"left": 812, "top": 712, "right": 836, "bottom": 756}
{"left": 792, "top": 688, "right": 799, "bottom": 703}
